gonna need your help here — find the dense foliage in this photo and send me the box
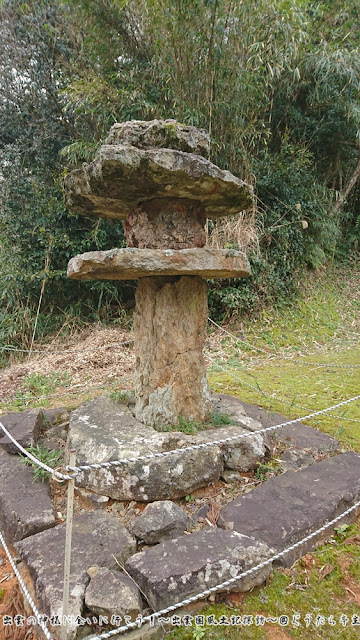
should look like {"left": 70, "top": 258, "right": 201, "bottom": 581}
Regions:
{"left": 1, "top": 0, "right": 359, "bottom": 345}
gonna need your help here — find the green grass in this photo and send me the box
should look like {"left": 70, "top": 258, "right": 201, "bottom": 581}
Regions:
{"left": 254, "top": 460, "right": 282, "bottom": 481}
{"left": 208, "top": 410, "right": 234, "bottom": 427}
{"left": 20, "top": 444, "right": 64, "bottom": 482}
{"left": 155, "top": 417, "right": 204, "bottom": 435}
{"left": 155, "top": 411, "right": 235, "bottom": 435}
{"left": 109, "top": 389, "right": 132, "bottom": 405}
{"left": 244, "top": 266, "right": 360, "bottom": 353}
{"left": 22, "top": 371, "right": 72, "bottom": 395}
{"left": 1, "top": 371, "right": 73, "bottom": 412}
{"left": 208, "top": 347, "right": 360, "bottom": 450}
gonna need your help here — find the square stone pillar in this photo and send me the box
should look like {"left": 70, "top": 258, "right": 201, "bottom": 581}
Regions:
{"left": 133, "top": 275, "right": 211, "bottom": 427}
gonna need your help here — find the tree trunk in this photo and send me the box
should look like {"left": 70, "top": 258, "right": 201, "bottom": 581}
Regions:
{"left": 334, "top": 154, "right": 360, "bottom": 211}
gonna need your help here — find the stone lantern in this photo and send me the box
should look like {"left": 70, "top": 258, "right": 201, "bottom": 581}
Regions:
{"left": 64, "top": 119, "right": 253, "bottom": 427}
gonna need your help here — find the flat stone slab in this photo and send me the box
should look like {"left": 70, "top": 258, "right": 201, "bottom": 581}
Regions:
{"left": 233, "top": 399, "right": 339, "bottom": 454}
{"left": 0, "top": 408, "right": 43, "bottom": 453}
{"left": 67, "top": 248, "right": 251, "bottom": 281}
{"left": 16, "top": 511, "right": 136, "bottom": 640}
{"left": 0, "top": 448, "right": 56, "bottom": 541}
{"left": 66, "top": 395, "right": 268, "bottom": 501}
{"left": 126, "top": 528, "right": 273, "bottom": 611}
{"left": 64, "top": 142, "right": 253, "bottom": 221}
{"left": 220, "top": 451, "right": 360, "bottom": 566}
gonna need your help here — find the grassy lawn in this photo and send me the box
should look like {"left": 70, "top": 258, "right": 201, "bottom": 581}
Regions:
{"left": 208, "top": 265, "right": 360, "bottom": 450}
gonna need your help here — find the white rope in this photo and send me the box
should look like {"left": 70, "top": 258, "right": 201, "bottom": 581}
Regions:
{"left": 207, "top": 353, "right": 360, "bottom": 423}
{"left": 86, "top": 496, "right": 360, "bottom": 639}
{"left": 67, "top": 393, "right": 360, "bottom": 474}
{"left": 0, "top": 528, "right": 54, "bottom": 640}
{"left": 0, "top": 420, "right": 74, "bottom": 481}
{"left": 208, "top": 318, "right": 360, "bottom": 369}
{"left": 0, "top": 338, "right": 133, "bottom": 356}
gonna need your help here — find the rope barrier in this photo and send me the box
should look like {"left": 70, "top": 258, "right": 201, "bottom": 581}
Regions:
{"left": 0, "top": 420, "right": 74, "bottom": 481}
{"left": 86, "top": 495, "right": 360, "bottom": 639}
{"left": 66, "top": 394, "right": 360, "bottom": 475}
{"left": 207, "top": 353, "right": 360, "bottom": 424}
{"left": 208, "top": 318, "right": 360, "bottom": 369}
{"left": 0, "top": 529, "right": 55, "bottom": 640}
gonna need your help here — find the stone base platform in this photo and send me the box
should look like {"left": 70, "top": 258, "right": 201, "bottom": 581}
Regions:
{"left": 2, "top": 394, "right": 356, "bottom": 640}
{"left": 65, "top": 393, "right": 270, "bottom": 501}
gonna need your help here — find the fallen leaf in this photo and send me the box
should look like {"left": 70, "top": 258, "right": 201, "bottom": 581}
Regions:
{"left": 301, "top": 553, "right": 316, "bottom": 569}
{"left": 207, "top": 498, "right": 221, "bottom": 525}
{"left": 225, "top": 592, "right": 245, "bottom": 607}
{"left": 344, "top": 536, "right": 360, "bottom": 545}
{"left": 318, "top": 564, "right": 335, "bottom": 582}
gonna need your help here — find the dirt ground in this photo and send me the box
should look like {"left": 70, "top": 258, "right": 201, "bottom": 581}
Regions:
{"left": 0, "top": 326, "right": 135, "bottom": 404}
{"left": 0, "top": 324, "right": 234, "bottom": 408}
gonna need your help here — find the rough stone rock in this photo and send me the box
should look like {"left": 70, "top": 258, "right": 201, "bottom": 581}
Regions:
{"left": 75, "top": 487, "right": 110, "bottom": 508}
{"left": 63, "top": 143, "right": 253, "bottom": 221}
{"left": 104, "top": 119, "right": 210, "bottom": 156}
{"left": 134, "top": 276, "right": 211, "bottom": 426}
{"left": 123, "top": 199, "right": 207, "bottom": 249}
{"left": 209, "top": 394, "right": 272, "bottom": 468}
{"left": 0, "top": 408, "right": 42, "bottom": 453}
{"left": 66, "top": 396, "right": 223, "bottom": 501}
{"left": 212, "top": 394, "right": 270, "bottom": 430}
{"left": 16, "top": 511, "right": 136, "bottom": 640}
{"left": 40, "top": 436, "right": 65, "bottom": 453}
{"left": 279, "top": 448, "right": 316, "bottom": 471}
{"left": 192, "top": 502, "right": 211, "bottom": 524}
{"left": 188, "top": 424, "right": 268, "bottom": 472}
{"left": 85, "top": 566, "right": 142, "bottom": 620}
{"left": 41, "top": 422, "right": 68, "bottom": 445}
{"left": 67, "top": 247, "right": 251, "bottom": 281}
{"left": 220, "top": 470, "right": 243, "bottom": 483}
{"left": 220, "top": 451, "right": 360, "bottom": 566}
{"left": 130, "top": 501, "right": 188, "bottom": 544}
{"left": 231, "top": 399, "right": 339, "bottom": 455}
{"left": 125, "top": 528, "right": 273, "bottom": 610}
{"left": 42, "top": 407, "right": 69, "bottom": 429}
{"left": 0, "top": 448, "right": 56, "bottom": 541}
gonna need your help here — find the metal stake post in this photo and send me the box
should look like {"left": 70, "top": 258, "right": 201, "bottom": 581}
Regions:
{"left": 62, "top": 449, "right": 76, "bottom": 640}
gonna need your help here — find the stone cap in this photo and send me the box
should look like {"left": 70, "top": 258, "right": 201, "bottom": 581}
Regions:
{"left": 67, "top": 247, "right": 251, "bottom": 280}
{"left": 104, "top": 119, "right": 210, "bottom": 156}
{"left": 64, "top": 122, "right": 254, "bottom": 220}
